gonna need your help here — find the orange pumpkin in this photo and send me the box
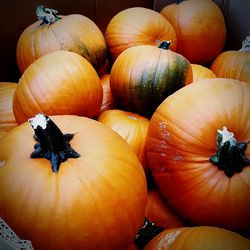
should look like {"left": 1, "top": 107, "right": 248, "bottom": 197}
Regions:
{"left": 97, "top": 109, "right": 149, "bottom": 171}
{"left": 191, "top": 64, "right": 216, "bottom": 82}
{"left": 144, "top": 226, "right": 250, "bottom": 250}
{"left": 16, "top": 5, "right": 107, "bottom": 73}
{"left": 0, "top": 114, "right": 147, "bottom": 250}
{"left": 110, "top": 42, "right": 192, "bottom": 117}
{"left": 146, "top": 78, "right": 250, "bottom": 231}
{"left": 210, "top": 36, "right": 250, "bottom": 83}
{"left": 96, "top": 74, "right": 115, "bottom": 116}
{"left": 160, "top": 0, "right": 226, "bottom": 64}
{"left": 145, "top": 189, "right": 185, "bottom": 230}
{"left": 0, "top": 82, "right": 18, "bottom": 132}
{"left": 13, "top": 50, "right": 103, "bottom": 124}
{"left": 105, "top": 7, "right": 177, "bottom": 61}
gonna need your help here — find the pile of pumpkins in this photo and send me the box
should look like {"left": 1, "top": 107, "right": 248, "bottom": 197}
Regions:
{"left": 0, "top": 0, "right": 249, "bottom": 249}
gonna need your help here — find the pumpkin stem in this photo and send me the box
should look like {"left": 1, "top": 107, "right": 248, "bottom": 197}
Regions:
{"left": 28, "top": 114, "right": 80, "bottom": 173}
{"left": 134, "top": 217, "right": 164, "bottom": 249}
{"left": 36, "top": 5, "right": 61, "bottom": 26}
{"left": 176, "top": 0, "right": 185, "bottom": 4}
{"left": 209, "top": 126, "right": 250, "bottom": 177}
{"left": 239, "top": 36, "right": 250, "bottom": 52}
{"left": 158, "top": 41, "right": 171, "bottom": 50}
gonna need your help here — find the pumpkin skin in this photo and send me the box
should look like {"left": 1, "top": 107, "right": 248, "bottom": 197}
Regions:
{"left": 210, "top": 36, "right": 250, "bottom": 83}
{"left": 160, "top": 0, "right": 226, "bottom": 64}
{"left": 13, "top": 50, "right": 103, "bottom": 124}
{"left": 96, "top": 74, "right": 115, "bottom": 116}
{"left": 0, "top": 114, "right": 147, "bottom": 250}
{"left": 110, "top": 44, "right": 192, "bottom": 117}
{"left": 144, "top": 226, "right": 250, "bottom": 250}
{"left": 16, "top": 5, "right": 107, "bottom": 73}
{"left": 0, "top": 82, "right": 18, "bottom": 132}
{"left": 145, "top": 189, "right": 185, "bottom": 230}
{"left": 191, "top": 64, "right": 216, "bottom": 82}
{"left": 105, "top": 7, "right": 177, "bottom": 61}
{"left": 97, "top": 109, "right": 149, "bottom": 171}
{"left": 146, "top": 78, "right": 250, "bottom": 231}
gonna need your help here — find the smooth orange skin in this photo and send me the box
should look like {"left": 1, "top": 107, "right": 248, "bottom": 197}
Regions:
{"left": 147, "top": 78, "right": 250, "bottom": 230}
{"left": 0, "top": 115, "right": 147, "bottom": 250}
{"left": 0, "top": 82, "right": 18, "bottom": 132}
{"left": 96, "top": 74, "right": 115, "bottom": 116}
{"left": 191, "top": 64, "right": 216, "bottom": 82}
{"left": 145, "top": 189, "right": 185, "bottom": 230}
{"left": 16, "top": 14, "right": 107, "bottom": 73}
{"left": 98, "top": 109, "right": 149, "bottom": 171}
{"left": 210, "top": 50, "right": 250, "bottom": 83}
{"left": 13, "top": 50, "right": 103, "bottom": 124}
{"left": 144, "top": 226, "right": 250, "bottom": 250}
{"left": 105, "top": 7, "right": 177, "bottom": 61}
{"left": 160, "top": 0, "right": 226, "bottom": 64}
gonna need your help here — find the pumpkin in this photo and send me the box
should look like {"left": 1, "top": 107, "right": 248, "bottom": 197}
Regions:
{"left": 145, "top": 189, "right": 185, "bottom": 230}
{"left": 191, "top": 64, "right": 216, "bottom": 82}
{"left": 0, "top": 114, "right": 147, "bottom": 250}
{"left": 210, "top": 36, "right": 250, "bottom": 83}
{"left": 97, "top": 109, "right": 149, "bottom": 171}
{"left": 105, "top": 7, "right": 177, "bottom": 61}
{"left": 160, "top": 0, "right": 226, "bottom": 64}
{"left": 13, "top": 50, "right": 103, "bottom": 124}
{"left": 16, "top": 5, "right": 107, "bottom": 73}
{"left": 110, "top": 42, "right": 192, "bottom": 117}
{"left": 146, "top": 78, "right": 250, "bottom": 231}
{"left": 96, "top": 74, "right": 115, "bottom": 116}
{"left": 144, "top": 226, "right": 250, "bottom": 250}
{"left": 0, "top": 82, "right": 18, "bottom": 132}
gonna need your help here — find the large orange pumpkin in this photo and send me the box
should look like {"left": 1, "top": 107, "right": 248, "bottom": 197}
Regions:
{"left": 0, "top": 82, "right": 18, "bottom": 132}
{"left": 146, "top": 78, "right": 250, "bottom": 231}
{"left": 97, "top": 109, "right": 149, "bottom": 171}
{"left": 110, "top": 42, "right": 192, "bottom": 117}
{"left": 160, "top": 0, "right": 226, "bottom": 64}
{"left": 13, "top": 50, "right": 103, "bottom": 124}
{"left": 210, "top": 36, "right": 250, "bottom": 83}
{"left": 144, "top": 226, "right": 250, "bottom": 250}
{"left": 105, "top": 7, "right": 177, "bottom": 61}
{"left": 0, "top": 114, "right": 147, "bottom": 250}
{"left": 16, "top": 5, "right": 107, "bottom": 73}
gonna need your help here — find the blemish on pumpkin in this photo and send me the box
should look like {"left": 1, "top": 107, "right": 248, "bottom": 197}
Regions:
{"left": 128, "top": 115, "right": 137, "bottom": 120}
{"left": 0, "top": 160, "right": 5, "bottom": 168}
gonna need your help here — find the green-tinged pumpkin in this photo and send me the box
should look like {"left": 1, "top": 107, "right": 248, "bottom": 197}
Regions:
{"left": 0, "top": 114, "right": 147, "bottom": 250}
{"left": 16, "top": 5, "right": 107, "bottom": 73}
{"left": 13, "top": 50, "right": 103, "bottom": 124}
{"left": 98, "top": 109, "right": 149, "bottom": 171}
{"left": 0, "top": 82, "right": 18, "bottom": 132}
{"left": 144, "top": 226, "right": 250, "bottom": 250}
{"left": 105, "top": 7, "right": 177, "bottom": 61}
{"left": 110, "top": 42, "right": 192, "bottom": 117}
{"left": 146, "top": 78, "right": 250, "bottom": 231}
{"left": 210, "top": 36, "right": 250, "bottom": 83}
{"left": 160, "top": 0, "right": 226, "bottom": 64}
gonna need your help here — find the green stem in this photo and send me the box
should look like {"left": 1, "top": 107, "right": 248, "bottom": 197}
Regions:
{"left": 209, "top": 127, "right": 250, "bottom": 177}
{"left": 176, "top": 0, "right": 184, "bottom": 4}
{"left": 134, "top": 217, "right": 164, "bottom": 249}
{"left": 29, "top": 114, "right": 80, "bottom": 173}
{"left": 36, "top": 5, "right": 61, "bottom": 26}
